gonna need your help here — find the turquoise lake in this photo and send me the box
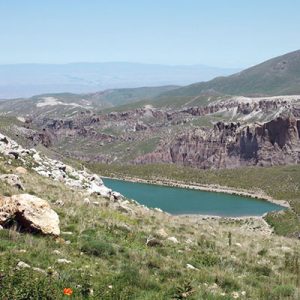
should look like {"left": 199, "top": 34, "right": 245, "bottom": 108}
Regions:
{"left": 103, "top": 178, "right": 284, "bottom": 217}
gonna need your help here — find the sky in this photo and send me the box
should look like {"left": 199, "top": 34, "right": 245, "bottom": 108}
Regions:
{"left": 0, "top": 0, "right": 299, "bottom": 68}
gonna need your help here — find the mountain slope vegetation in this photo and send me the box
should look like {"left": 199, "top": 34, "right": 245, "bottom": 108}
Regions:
{"left": 151, "top": 50, "right": 300, "bottom": 108}
{"left": 0, "top": 139, "right": 300, "bottom": 299}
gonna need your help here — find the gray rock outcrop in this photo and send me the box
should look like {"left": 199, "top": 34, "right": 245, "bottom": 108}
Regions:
{"left": 134, "top": 117, "right": 300, "bottom": 169}
{"left": 0, "top": 194, "right": 60, "bottom": 236}
{"left": 0, "top": 133, "right": 119, "bottom": 199}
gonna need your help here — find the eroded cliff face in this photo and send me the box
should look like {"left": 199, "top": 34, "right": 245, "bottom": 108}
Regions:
{"left": 134, "top": 117, "right": 300, "bottom": 169}
{"left": 9, "top": 95, "right": 300, "bottom": 168}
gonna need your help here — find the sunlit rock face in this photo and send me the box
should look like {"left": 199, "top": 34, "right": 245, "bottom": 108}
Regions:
{"left": 134, "top": 117, "right": 300, "bottom": 169}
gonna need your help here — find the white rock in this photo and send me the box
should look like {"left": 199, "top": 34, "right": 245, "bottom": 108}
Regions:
{"left": 15, "top": 166, "right": 28, "bottom": 174}
{"left": 57, "top": 259, "right": 72, "bottom": 264}
{"left": 33, "top": 153, "right": 42, "bottom": 162}
{"left": 18, "top": 249, "right": 27, "bottom": 253}
{"left": 32, "top": 267, "right": 47, "bottom": 275}
{"left": 186, "top": 264, "right": 198, "bottom": 270}
{"left": 61, "top": 231, "right": 73, "bottom": 235}
{"left": 83, "top": 198, "right": 90, "bottom": 205}
{"left": 281, "top": 246, "right": 292, "bottom": 253}
{"left": 87, "top": 182, "right": 111, "bottom": 197}
{"left": 55, "top": 200, "right": 64, "bottom": 206}
{"left": 17, "top": 261, "right": 31, "bottom": 269}
{"left": 29, "top": 148, "right": 37, "bottom": 154}
{"left": 167, "top": 236, "right": 179, "bottom": 244}
{"left": 111, "top": 191, "right": 123, "bottom": 200}
{"left": 155, "top": 228, "right": 168, "bottom": 239}
{"left": 50, "top": 170, "right": 64, "bottom": 181}
{"left": 88, "top": 174, "right": 103, "bottom": 184}
{"left": 154, "top": 207, "right": 163, "bottom": 213}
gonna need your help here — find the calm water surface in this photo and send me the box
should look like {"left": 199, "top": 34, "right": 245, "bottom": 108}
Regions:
{"left": 103, "top": 178, "right": 284, "bottom": 217}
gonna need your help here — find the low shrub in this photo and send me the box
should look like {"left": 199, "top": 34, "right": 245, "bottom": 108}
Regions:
{"left": 80, "top": 239, "right": 115, "bottom": 257}
{"left": 215, "top": 276, "right": 240, "bottom": 292}
{"left": 272, "top": 285, "right": 295, "bottom": 299}
{"left": 252, "top": 265, "right": 272, "bottom": 277}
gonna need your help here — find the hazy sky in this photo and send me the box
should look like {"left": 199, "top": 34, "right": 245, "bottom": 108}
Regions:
{"left": 1, "top": 0, "right": 299, "bottom": 67}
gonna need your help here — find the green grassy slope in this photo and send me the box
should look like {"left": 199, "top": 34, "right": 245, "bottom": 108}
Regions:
{"left": 1, "top": 156, "right": 300, "bottom": 299}
{"left": 154, "top": 50, "right": 300, "bottom": 101}
{"left": 93, "top": 86, "right": 179, "bottom": 106}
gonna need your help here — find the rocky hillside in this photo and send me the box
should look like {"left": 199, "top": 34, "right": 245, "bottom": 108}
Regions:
{"left": 0, "top": 132, "right": 115, "bottom": 198}
{"left": 4, "top": 94, "right": 299, "bottom": 170}
{"left": 1, "top": 51, "right": 300, "bottom": 172}
{"left": 0, "top": 131, "right": 300, "bottom": 299}
{"left": 135, "top": 116, "right": 300, "bottom": 169}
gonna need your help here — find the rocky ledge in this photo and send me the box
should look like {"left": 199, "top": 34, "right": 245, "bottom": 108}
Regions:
{"left": 0, "top": 132, "right": 121, "bottom": 200}
{"left": 134, "top": 116, "right": 300, "bottom": 169}
{"left": 0, "top": 131, "right": 126, "bottom": 236}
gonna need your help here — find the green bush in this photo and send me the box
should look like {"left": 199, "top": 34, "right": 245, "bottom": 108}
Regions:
{"left": 80, "top": 239, "right": 116, "bottom": 257}
{"left": 284, "top": 252, "right": 300, "bottom": 279}
{"left": 253, "top": 265, "right": 272, "bottom": 277}
{"left": 191, "top": 252, "right": 220, "bottom": 267}
{"left": 272, "top": 285, "right": 295, "bottom": 299}
{"left": 0, "top": 269, "right": 61, "bottom": 300}
{"left": 215, "top": 276, "right": 240, "bottom": 292}
{"left": 197, "top": 236, "right": 216, "bottom": 250}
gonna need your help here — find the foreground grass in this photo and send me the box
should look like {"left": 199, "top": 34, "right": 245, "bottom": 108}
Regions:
{"left": 1, "top": 156, "right": 300, "bottom": 299}
{"left": 87, "top": 163, "right": 300, "bottom": 237}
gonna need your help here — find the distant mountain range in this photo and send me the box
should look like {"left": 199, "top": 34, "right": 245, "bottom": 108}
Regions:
{"left": 0, "top": 86, "right": 179, "bottom": 119}
{"left": 0, "top": 50, "right": 300, "bottom": 172}
{"left": 1, "top": 50, "right": 300, "bottom": 117}
{"left": 0, "top": 62, "right": 239, "bottom": 99}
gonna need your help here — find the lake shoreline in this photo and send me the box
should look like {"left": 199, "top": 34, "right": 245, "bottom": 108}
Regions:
{"left": 102, "top": 175, "right": 290, "bottom": 209}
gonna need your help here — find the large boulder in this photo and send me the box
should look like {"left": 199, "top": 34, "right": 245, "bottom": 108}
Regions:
{"left": 15, "top": 167, "right": 28, "bottom": 175}
{"left": 0, "top": 194, "right": 60, "bottom": 236}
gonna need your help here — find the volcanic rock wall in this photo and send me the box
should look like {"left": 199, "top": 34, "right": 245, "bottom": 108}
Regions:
{"left": 134, "top": 117, "right": 300, "bottom": 169}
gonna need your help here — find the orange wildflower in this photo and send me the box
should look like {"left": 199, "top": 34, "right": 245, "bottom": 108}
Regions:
{"left": 63, "top": 288, "right": 73, "bottom": 296}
